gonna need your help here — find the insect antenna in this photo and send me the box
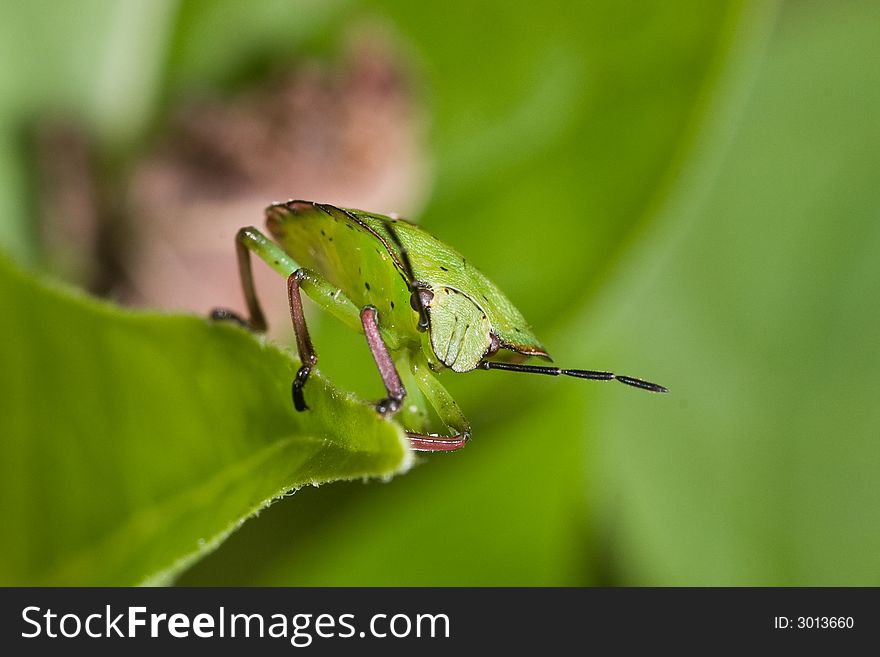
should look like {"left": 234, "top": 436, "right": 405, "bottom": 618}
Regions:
{"left": 382, "top": 219, "right": 430, "bottom": 331}
{"left": 478, "top": 361, "right": 668, "bottom": 393}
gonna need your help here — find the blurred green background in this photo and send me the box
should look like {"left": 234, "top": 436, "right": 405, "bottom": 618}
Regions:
{"left": 2, "top": 0, "right": 879, "bottom": 585}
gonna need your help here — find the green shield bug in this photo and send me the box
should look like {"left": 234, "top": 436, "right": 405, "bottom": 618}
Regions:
{"left": 212, "top": 200, "right": 666, "bottom": 452}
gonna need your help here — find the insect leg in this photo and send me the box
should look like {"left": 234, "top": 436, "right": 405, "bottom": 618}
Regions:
{"left": 286, "top": 268, "right": 369, "bottom": 412}
{"left": 288, "top": 269, "right": 319, "bottom": 412}
{"left": 405, "top": 352, "right": 471, "bottom": 452}
{"left": 210, "top": 227, "right": 298, "bottom": 332}
{"left": 360, "top": 306, "right": 407, "bottom": 416}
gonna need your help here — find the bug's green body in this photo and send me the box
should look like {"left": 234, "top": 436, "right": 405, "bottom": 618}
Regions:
{"left": 214, "top": 199, "right": 666, "bottom": 452}
{"left": 267, "top": 201, "right": 547, "bottom": 372}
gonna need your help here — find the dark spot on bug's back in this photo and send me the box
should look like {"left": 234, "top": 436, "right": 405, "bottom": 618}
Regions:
{"left": 328, "top": 237, "right": 333, "bottom": 241}
{"left": 443, "top": 289, "right": 450, "bottom": 295}
{"left": 440, "top": 266, "right": 448, "bottom": 272}
{"left": 320, "top": 229, "right": 326, "bottom": 236}
{"left": 390, "top": 301, "right": 395, "bottom": 309}
{"left": 365, "top": 282, "right": 371, "bottom": 291}
{"left": 273, "top": 260, "right": 279, "bottom": 266}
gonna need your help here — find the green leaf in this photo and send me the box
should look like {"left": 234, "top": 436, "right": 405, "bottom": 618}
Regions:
{"left": 0, "top": 254, "right": 410, "bottom": 586}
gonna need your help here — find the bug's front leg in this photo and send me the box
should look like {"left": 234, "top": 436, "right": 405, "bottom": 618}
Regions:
{"left": 358, "top": 321, "right": 468, "bottom": 451}
{"left": 360, "top": 306, "right": 406, "bottom": 415}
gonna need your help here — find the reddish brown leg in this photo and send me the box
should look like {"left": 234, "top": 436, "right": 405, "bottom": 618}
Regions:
{"left": 288, "top": 269, "right": 317, "bottom": 411}
{"left": 360, "top": 306, "right": 406, "bottom": 415}
{"left": 405, "top": 433, "right": 470, "bottom": 451}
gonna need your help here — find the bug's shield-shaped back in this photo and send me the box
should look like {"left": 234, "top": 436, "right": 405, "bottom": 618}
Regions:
{"left": 427, "top": 286, "right": 491, "bottom": 373}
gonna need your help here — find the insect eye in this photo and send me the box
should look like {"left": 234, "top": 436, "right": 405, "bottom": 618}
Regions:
{"left": 410, "top": 286, "right": 434, "bottom": 312}
{"left": 418, "top": 288, "right": 434, "bottom": 308}
{"left": 410, "top": 285, "right": 433, "bottom": 331}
